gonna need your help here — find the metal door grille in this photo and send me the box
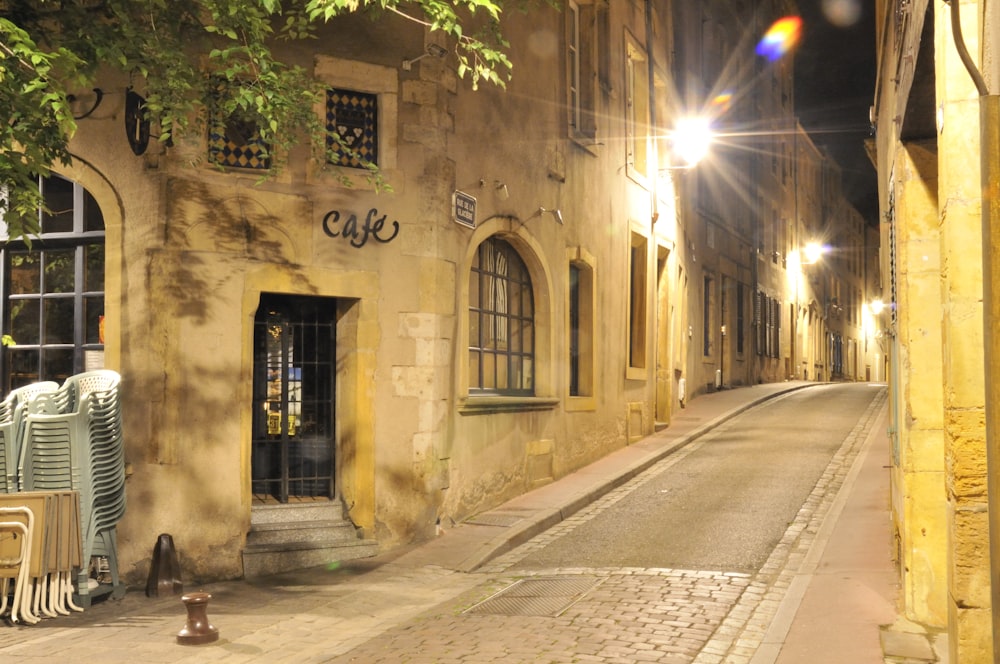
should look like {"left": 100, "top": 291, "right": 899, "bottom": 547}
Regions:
{"left": 251, "top": 294, "right": 335, "bottom": 503}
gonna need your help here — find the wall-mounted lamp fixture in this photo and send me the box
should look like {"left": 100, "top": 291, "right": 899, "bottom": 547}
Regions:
{"left": 527, "top": 207, "right": 563, "bottom": 224}
{"left": 402, "top": 44, "right": 447, "bottom": 71}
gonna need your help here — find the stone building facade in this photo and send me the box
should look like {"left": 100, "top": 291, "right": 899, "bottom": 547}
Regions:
{"left": 3, "top": 0, "right": 872, "bottom": 590}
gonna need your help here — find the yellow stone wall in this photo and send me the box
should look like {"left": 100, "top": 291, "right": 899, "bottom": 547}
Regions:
{"left": 875, "top": 0, "right": 994, "bottom": 655}
{"left": 935, "top": 1, "right": 992, "bottom": 658}
{"left": 893, "top": 140, "right": 948, "bottom": 627}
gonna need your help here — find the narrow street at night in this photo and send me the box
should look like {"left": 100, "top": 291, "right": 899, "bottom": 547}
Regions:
{"left": 0, "top": 382, "right": 905, "bottom": 663}
{"left": 327, "top": 383, "right": 892, "bottom": 663}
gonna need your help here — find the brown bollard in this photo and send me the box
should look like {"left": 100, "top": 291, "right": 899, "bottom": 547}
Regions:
{"left": 176, "top": 591, "right": 219, "bottom": 645}
{"left": 146, "top": 533, "right": 183, "bottom": 597}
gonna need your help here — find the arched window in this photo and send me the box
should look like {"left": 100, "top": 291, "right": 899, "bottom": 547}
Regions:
{"left": 469, "top": 237, "right": 534, "bottom": 395}
{"left": 0, "top": 175, "right": 105, "bottom": 392}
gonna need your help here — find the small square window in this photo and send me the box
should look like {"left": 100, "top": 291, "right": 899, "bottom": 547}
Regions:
{"left": 326, "top": 89, "right": 379, "bottom": 168}
{"left": 208, "top": 115, "right": 271, "bottom": 170}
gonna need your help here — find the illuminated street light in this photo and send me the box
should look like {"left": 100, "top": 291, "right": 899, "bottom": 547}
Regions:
{"left": 661, "top": 116, "right": 714, "bottom": 171}
{"left": 673, "top": 117, "right": 713, "bottom": 167}
{"left": 790, "top": 241, "right": 827, "bottom": 381}
{"left": 802, "top": 241, "right": 827, "bottom": 264}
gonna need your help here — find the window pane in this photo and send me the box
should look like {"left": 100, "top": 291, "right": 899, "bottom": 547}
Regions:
{"left": 509, "top": 318, "right": 521, "bottom": 352}
{"left": 85, "top": 244, "right": 104, "bottom": 292}
{"left": 508, "top": 280, "right": 521, "bottom": 317}
{"left": 83, "top": 189, "right": 105, "bottom": 232}
{"left": 469, "top": 311, "right": 480, "bottom": 346}
{"left": 41, "top": 176, "right": 74, "bottom": 234}
{"left": 44, "top": 249, "right": 76, "bottom": 293}
{"left": 469, "top": 270, "right": 480, "bottom": 308}
{"left": 85, "top": 296, "right": 104, "bottom": 344}
{"left": 495, "top": 352, "right": 507, "bottom": 388}
{"left": 8, "top": 348, "right": 39, "bottom": 389}
{"left": 469, "top": 350, "right": 480, "bottom": 387}
{"left": 482, "top": 352, "right": 496, "bottom": 389}
{"left": 10, "top": 299, "right": 40, "bottom": 343}
{"left": 42, "top": 348, "right": 74, "bottom": 383}
{"left": 44, "top": 298, "right": 75, "bottom": 344}
{"left": 10, "top": 252, "right": 40, "bottom": 295}
{"left": 483, "top": 313, "right": 497, "bottom": 349}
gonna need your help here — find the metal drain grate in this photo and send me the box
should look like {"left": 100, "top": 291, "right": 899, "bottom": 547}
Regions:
{"left": 464, "top": 576, "right": 603, "bottom": 617}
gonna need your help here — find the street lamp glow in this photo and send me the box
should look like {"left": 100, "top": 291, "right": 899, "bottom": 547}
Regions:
{"left": 672, "top": 116, "right": 713, "bottom": 168}
{"left": 870, "top": 299, "right": 885, "bottom": 315}
{"left": 802, "top": 242, "right": 825, "bottom": 264}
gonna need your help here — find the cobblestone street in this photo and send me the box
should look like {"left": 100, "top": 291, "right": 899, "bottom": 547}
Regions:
{"left": 329, "top": 569, "right": 752, "bottom": 663}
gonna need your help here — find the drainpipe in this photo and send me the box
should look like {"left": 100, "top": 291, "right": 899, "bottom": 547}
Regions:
{"left": 946, "top": 0, "right": 1000, "bottom": 657}
{"left": 646, "top": 0, "right": 659, "bottom": 228}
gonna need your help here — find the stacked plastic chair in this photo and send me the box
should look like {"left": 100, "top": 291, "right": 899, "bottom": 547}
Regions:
{"left": 0, "top": 382, "right": 58, "bottom": 493}
{"left": 18, "top": 370, "right": 125, "bottom": 607}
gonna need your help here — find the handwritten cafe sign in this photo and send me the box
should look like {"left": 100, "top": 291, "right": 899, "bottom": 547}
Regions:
{"left": 322, "top": 208, "right": 400, "bottom": 248}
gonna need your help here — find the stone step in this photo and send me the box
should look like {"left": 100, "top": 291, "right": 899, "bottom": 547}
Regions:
{"left": 246, "top": 519, "right": 360, "bottom": 546}
{"left": 250, "top": 501, "right": 345, "bottom": 526}
{"left": 242, "top": 500, "right": 377, "bottom": 577}
{"left": 242, "top": 538, "right": 379, "bottom": 578}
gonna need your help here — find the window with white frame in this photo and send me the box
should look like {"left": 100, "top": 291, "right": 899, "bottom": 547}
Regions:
{"left": 566, "top": 1, "right": 598, "bottom": 141}
{"left": 625, "top": 37, "right": 651, "bottom": 183}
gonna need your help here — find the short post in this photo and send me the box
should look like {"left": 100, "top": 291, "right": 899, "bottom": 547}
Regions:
{"left": 176, "top": 591, "right": 219, "bottom": 645}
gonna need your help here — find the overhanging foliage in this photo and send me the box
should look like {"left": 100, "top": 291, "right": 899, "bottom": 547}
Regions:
{"left": 0, "top": 0, "right": 535, "bottom": 239}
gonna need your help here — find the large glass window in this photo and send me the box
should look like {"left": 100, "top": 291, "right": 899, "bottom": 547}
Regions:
{"left": 469, "top": 238, "right": 534, "bottom": 395}
{"left": 0, "top": 175, "right": 105, "bottom": 392}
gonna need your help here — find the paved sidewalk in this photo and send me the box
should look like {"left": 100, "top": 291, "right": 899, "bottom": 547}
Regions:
{"left": 0, "top": 381, "right": 908, "bottom": 663}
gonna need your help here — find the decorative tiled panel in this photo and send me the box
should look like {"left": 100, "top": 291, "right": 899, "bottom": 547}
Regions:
{"left": 208, "top": 117, "right": 271, "bottom": 170}
{"left": 326, "top": 89, "right": 378, "bottom": 168}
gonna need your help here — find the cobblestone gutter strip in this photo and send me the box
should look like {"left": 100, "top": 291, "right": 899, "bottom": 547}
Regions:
{"left": 692, "top": 388, "right": 889, "bottom": 664}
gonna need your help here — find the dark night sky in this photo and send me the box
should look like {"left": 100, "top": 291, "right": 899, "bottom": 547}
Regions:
{"left": 793, "top": 0, "right": 878, "bottom": 223}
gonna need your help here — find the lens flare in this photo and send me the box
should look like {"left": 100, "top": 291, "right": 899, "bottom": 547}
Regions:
{"left": 710, "top": 91, "right": 733, "bottom": 113}
{"left": 756, "top": 16, "right": 802, "bottom": 62}
{"left": 822, "top": 0, "right": 861, "bottom": 27}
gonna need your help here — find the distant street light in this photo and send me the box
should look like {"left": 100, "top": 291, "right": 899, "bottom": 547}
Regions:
{"left": 790, "top": 242, "right": 827, "bottom": 380}
{"left": 802, "top": 241, "right": 827, "bottom": 265}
